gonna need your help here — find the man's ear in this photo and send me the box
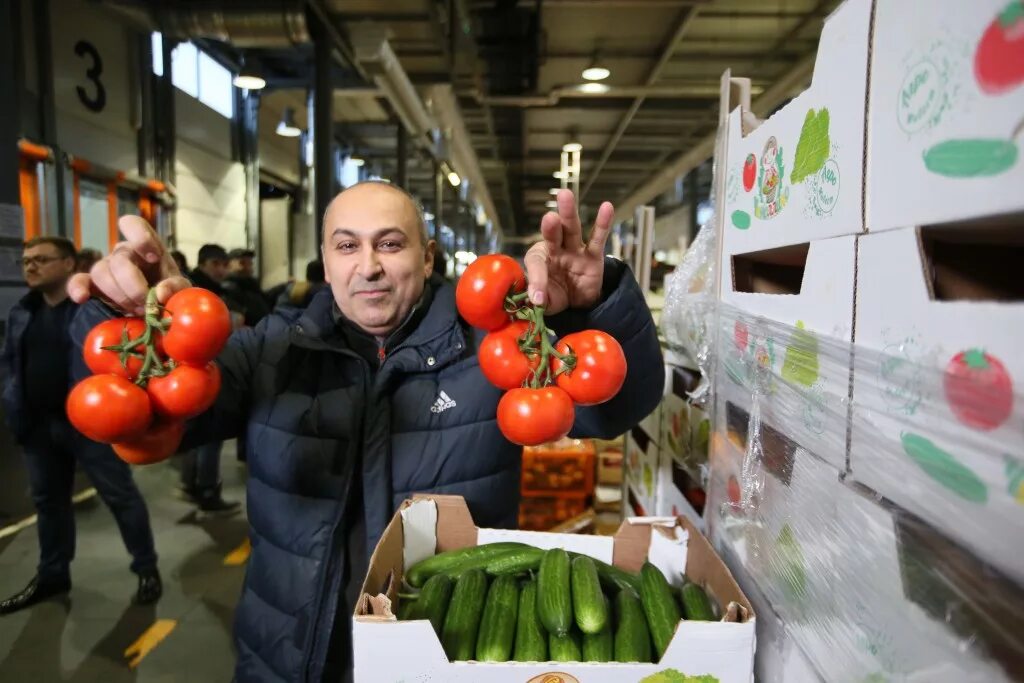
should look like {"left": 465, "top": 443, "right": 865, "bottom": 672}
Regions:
{"left": 423, "top": 239, "right": 436, "bottom": 278}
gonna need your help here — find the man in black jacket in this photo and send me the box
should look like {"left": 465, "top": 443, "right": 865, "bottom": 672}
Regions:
{"left": 1, "top": 237, "right": 161, "bottom": 614}
{"left": 67, "top": 183, "right": 664, "bottom": 681}
{"left": 223, "top": 247, "right": 271, "bottom": 326}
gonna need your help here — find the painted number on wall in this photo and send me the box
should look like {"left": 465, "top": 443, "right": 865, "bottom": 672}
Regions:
{"left": 74, "top": 40, "right": 106, "bottom": 113}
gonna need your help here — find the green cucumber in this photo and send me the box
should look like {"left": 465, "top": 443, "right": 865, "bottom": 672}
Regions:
{"left": 614, "top": 588, "right": 652, "bottom": 663}
{"left": 581, "top": 595, "right": 613, "bottom": 662}
{"left": 440, "top": 569, "right": 488, "bottom": 661}
{"left": 571, "top": 555, "right": 608, "bottom": 634}
{"left": 537, "top": 548, "right": 572, "bottom": 636}
{"left": 549, "top": 628, "right": 582, "bottom": 662}
{"left": 513, "top": 579, "right": 548, "bottom": 662}
{"left": 406, "top": 542, "right": 527, "bottom": 587}
{"left": 409, "top": 574, "right": 453, "bottom": 635}
{"left": 640, "top": 562, "right": 682, "bottom": 659}
{"left": 484, "top": 546, "right": 545, "bottom": 576}
{"left": 475, "top": 574, "right": 520, "bottom": 662}
{"left": 397, "top": 598, "right": 417, "bottom": 621}
{"left": 591, "top": 556, "right": 642, "bottom": 593}
{"left": 679, "top": 581, "right": 716, "bottom": 621}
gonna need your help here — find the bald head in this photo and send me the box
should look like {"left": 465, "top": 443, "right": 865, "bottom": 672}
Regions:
{"left": 320, "top": 180, "right": 435, "bottom": 337}
{"left": 323, "top": 181, "right": 428, "bottom": 247}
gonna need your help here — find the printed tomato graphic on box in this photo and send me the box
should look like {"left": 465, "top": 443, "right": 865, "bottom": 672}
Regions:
{"left": 943, "top": 348, "right": 1013, "bottom": 431}
{"left": 975, "top": 0, "right": 1024, "bottom": 95}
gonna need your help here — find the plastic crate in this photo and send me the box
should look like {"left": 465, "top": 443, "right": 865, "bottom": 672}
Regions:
{"left": 520, "top": 439, "right": 596, "bottom": 496}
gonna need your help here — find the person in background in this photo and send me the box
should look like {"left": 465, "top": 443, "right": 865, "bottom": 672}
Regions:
{"left": 223, "top": 248, "right": 270, "bottom": 327}
{"left": 273, "top": 259, "right": 327, "bottom": 313}
{"left": 170, "top": 250, "right": 188, "bottom": 276}
{"left": 175, "top": 243, "right": 241, "bottom": 515}
{"left": 74, "top": 248, "right": 102, "bottom": 274}
{"left": 431, "top": 243, "right": 449, "bottom": 280}
{"left": 0, "top": 237, "right": 161, "bottom": 614}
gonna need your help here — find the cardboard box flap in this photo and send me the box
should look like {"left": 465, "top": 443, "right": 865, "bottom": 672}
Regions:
{"left": 408, "top": 493, "right": 477, "bottom": 552}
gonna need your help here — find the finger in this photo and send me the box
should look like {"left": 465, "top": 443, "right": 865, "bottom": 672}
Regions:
{"left": 67, "top": 273, "right": 93, "bottom": 304}
{"left": 108, "top": 248, "right": 152, "bottom": 311}
{"left": 90, "top": 260, "right": 137, "bottom": 314}
{"left": 586, "top": 201, "right": 615, "bottom": 257}
{"left": 523, "top": 243, "right": 550, "bottom": 307}
{"left": 118, "top": 215, "right": 164, "bottom": 265}
{"left": 556, "top": 189, "right": 584, "bottom": 250}
{"left": 540, "top": 211, "right": 563, "bottom": 251}
{"left": 154, "top": 276, "right": 192, "bottom": 305}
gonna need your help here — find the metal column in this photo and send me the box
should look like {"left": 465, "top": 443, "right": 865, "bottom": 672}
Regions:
{"left": 34, "top": 0, "right": 67, "bottom": 237}
{"left": 312, "top": 16, "right": 334, "bottom": 246}
{"left": 395, "top": 123, "right": 408, "bottom": 189}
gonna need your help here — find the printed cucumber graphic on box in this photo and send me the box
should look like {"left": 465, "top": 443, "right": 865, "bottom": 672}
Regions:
{"left": 900, "top": 432, "right": 988, "bottom": 503}
{"left": 925, "top": 1, "right": 1024, "bottom": 178}
{"left": 639, "top": 670, "right": 720, "bottom": 683}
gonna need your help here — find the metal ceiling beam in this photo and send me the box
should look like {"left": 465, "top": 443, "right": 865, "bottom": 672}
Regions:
{"left": 578, "top": 5, "right": 701, "bottom": 203}
{"left": 613, "top": 49, "right": 817, "bottom": 220}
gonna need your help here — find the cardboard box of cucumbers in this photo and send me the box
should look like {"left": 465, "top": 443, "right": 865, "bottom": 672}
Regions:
{"left": 354, "top": 495, "right": 755, "bottom": 682}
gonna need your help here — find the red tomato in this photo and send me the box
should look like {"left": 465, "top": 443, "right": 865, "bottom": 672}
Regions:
{"left": 497, "top": 386, "right": 575, "bottom": 446}
{"left": 478, "top": 321, "right": 541, "bottom": 390}
{"left": 147, "top": 363, "right": 221, "bottom": 420}
{"left": 113, "top": 419, "right": 185, "bottom": 466}
{"left": 974, "top": 2, "right": 1024, "bottom": 95}
{"left": 551, "top": 330, "right": 627, "bottom": 406}
{"left": 742, "top": 154, "right": 757, "bottom": 192}
{"left": 161, "top": 288, "right": 231, "bottom": 365}
{"left": 83, "top": 318, "right": 149, "bottom": 379}
{"left": 943, "top": 348, "right": 1013, "bottom": 431}
{"left": 66, "top": 375, "right": 152, "bottom": 443}
{"left": 727, "top": 475, "right": 742, "bottom": 505}
{"left": 455, "top": 255, "right": 526, "bottom": 331}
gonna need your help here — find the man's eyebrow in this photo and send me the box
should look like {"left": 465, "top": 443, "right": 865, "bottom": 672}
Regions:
{"left": 330, "top": 227, "right": 407, "bottom": 240}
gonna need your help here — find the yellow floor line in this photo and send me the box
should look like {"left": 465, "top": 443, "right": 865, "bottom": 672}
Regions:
{"left": 0, "top": 488, "right": 97, "bottom": 540}
{"left": 223, "top": 537, "right": 251, "bottom": 566}
{"left": 124, "top": 618, "right": 177, "bottom": 669}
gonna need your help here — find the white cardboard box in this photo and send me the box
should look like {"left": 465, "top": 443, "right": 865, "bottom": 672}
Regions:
{"left": 655, "top": 445, "right": 705, "bottom": 532}
{"left": 718, "top": 234, "right": 858, "bottom": 469}
{"left": 625, "top": 425, "right": 661, "bottom": 517}
{"left": 355, "top": 495, "right": 756, "bottom": 683}
{"left": 867, "top": 0, "right": 1024, "bottom": 232}
{"left": 850, "top": 226, "right": 1024, "bottom": 583}
{"left": 721, "top": 0, "right": 871, "bottom": 251}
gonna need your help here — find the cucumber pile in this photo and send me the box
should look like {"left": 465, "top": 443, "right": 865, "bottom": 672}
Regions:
{"left": 399, "top": 543, "right": 719, "bottom": 663}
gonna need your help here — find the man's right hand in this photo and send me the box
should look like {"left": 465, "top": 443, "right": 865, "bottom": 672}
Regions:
{"left": 67, "top": 216, "right": 191, "bottom": 316}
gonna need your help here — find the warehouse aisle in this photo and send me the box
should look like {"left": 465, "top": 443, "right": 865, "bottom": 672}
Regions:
{"left": 0, "top": 444, "right": 248, "bottom": 681}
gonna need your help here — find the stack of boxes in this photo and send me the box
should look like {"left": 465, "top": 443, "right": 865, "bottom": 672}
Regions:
{"left": 706, "top": 0, "right": 1024, "bottom": 680}
{"left": 517, "top": 438, "right": 595, "bottom": 531}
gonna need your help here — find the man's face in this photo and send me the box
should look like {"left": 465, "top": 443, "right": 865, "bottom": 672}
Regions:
{"left": 231, "top": 256, "right": 254, "bottom": 278}
{"left": 322, "top": 184, "right": 434, "bottom": 337}
{"left": 201, "top": 258, "right": 229, "bottom": 283}
{"left": 22, "top": 243, "right": 74, "bottom": 291}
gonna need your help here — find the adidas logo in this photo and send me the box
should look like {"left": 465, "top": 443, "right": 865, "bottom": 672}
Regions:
{"left": 430, "top": 390, "right": 457, "bottom": 414}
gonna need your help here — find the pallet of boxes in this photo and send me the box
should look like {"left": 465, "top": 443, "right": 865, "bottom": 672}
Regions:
{"left": 518, "top": 439, "right": 597, "bottom": 532}
{"left": 706, "top": 0, "right": 1024, "bottom": 680}
{"left": 353, "top": 495, "right": 756, "bottom": 682}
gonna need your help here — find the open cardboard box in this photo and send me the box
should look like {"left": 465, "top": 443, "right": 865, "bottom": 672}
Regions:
{"left": 354, "top": 495, "right": 756, "bottom": 683}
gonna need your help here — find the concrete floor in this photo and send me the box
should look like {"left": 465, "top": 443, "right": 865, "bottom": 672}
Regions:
{"left": 0, "top": 443, "right": 248, "bottom": 682}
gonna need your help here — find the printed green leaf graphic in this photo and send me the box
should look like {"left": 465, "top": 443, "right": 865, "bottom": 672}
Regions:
{"left": 900, "top": 432, "right": 988, "bottom": 503}
{"left": 924, "top": 139, "right": 1018, "bottom": 177}
{"left": 731, "top": 210, "right": 751, "bottom": 229}
{"left": 791, "top": 108, "right": 831, "bottom": 184}
{"left": 640, "top": 670, "right": 720, "bottom": 683}
{"left": 776, "top": 524, "right": 807, "bottom": 600}
{"left": 782, "top": 320, "right": 819, "bottom": 387}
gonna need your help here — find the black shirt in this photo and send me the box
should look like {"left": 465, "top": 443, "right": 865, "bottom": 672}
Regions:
{"left": 22, "top": 297, "right": 75, "bottom": 416}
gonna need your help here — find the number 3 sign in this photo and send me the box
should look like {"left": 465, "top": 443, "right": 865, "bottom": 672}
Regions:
{"left": 74, "top": 39, "right": 106, "bottom": 113}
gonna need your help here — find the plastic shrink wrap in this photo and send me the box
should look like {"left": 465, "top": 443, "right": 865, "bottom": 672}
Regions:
{"left": 706, "top": 303, "right": 1023, "bottom": 682}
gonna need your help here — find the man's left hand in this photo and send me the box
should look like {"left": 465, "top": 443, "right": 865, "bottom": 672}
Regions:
{"left": 524, "top": 190, "right": 614, "bottom": 316}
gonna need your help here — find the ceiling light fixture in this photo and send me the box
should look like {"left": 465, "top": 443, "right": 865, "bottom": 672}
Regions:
{"left": 582, "top": 65, "right": 610, "bottom": 81}
{"left": 276, "top": 107, "right": 301, "bottom": 137}
{"left": 579, "top": 82, "right": 610, "bottom": 94}
{"left": 447, "top": 170, "right": 461, "bottom": 187}
{"left": 549, "top": 188, "right": 561, "bottom": 195}
{"left": 349, "top": 156, "right": 365, "bottom": 167}
{"left": 233, "top": 61, "right": 266, "bottom": 90}
{"left": 562, "top": 142, "right": 582, "bottom": 153}
{"left": 546, "top": 200, "right": 558, "bottom": 209}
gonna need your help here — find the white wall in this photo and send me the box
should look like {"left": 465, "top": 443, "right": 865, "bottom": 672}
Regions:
{"left": 50, "top": 0, "right": 139, "bottom": 172}
{"left": 260, "top": 198, "right": 291, "bottom": 289}
{"left": 174, "top": 91, "right": 247, "bottom": 266}
{"left": 258, "top": 91, "right": 302, "bottom": 186}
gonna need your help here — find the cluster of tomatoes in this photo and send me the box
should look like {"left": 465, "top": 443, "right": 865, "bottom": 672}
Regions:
{"left": 455, "top": 255, "right": 627, "bottom": 446}
{"left": 67, "top": 288, "right": 232, "bottom": 465}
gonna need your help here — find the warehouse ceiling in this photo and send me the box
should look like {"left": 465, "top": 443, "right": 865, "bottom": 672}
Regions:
{"left": 193, "top": 0, "right": 842, "bottom": 241}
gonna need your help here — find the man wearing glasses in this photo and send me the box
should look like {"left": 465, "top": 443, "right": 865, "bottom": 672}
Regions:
{"left": 0, "top": 236, "right": 161, "bottom": 614}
